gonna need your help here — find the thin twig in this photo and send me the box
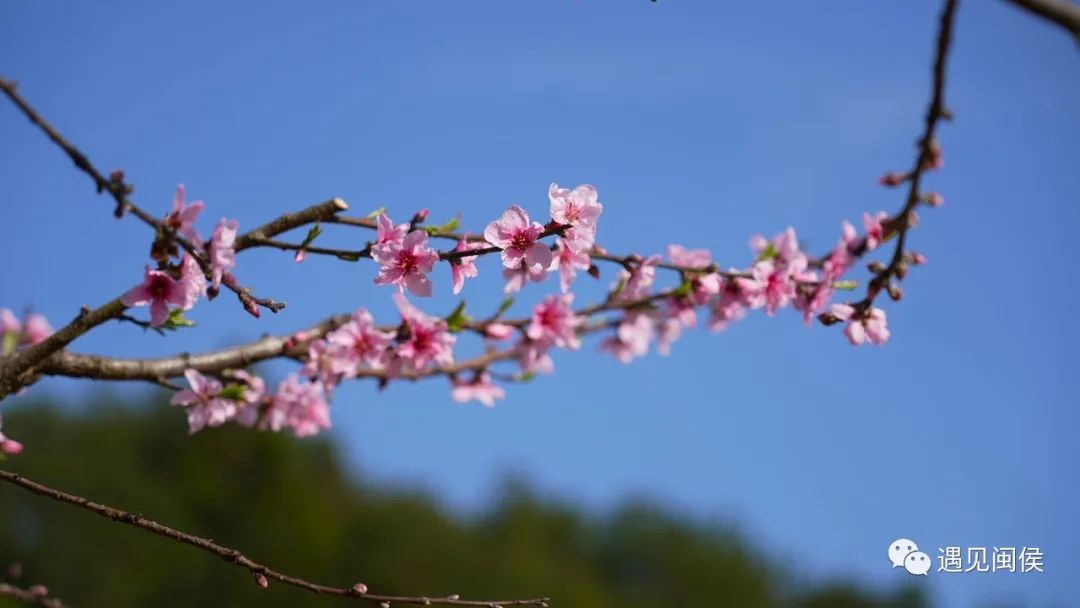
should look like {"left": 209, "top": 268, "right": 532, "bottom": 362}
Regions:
{"left": 0, "top": 469, "right": 549, "bottom": 607}
{"left": 0, "top": 582, "right": 66, "bottom": 608}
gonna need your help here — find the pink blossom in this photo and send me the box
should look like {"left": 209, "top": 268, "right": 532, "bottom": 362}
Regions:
{"left": 831, "top": 304, "right": 891, "bottom": 346}
{"left": 739, "top": 257, "right": 806, "bottom": 316}
{"left": 393, "top": 294, "right": 455, "bottom": 370}
{"left": 122, "top": 267, "right": 189, "bottom": 327}
{"left": 863, "top": 211, "right": 888, "bottom": 251}
{"left": 0, "top": 309, "right": 20, "bottom": 338}
{"left": 178, "top": 253, "right": 207, "bottom": 309}
{"left": 0, "top": 416, "right": 23, "bottom": 455}
{"left": 666, "top": 296, "right": 698, "bottom": 328}
{"left": 451, "top": 372, "right": 506, "bottom": 407}
{"left": 924, "top": 192, "right": 944, "bottom": 207}
{"left": 484, "top": 205, "right": 552, "bottom": 270}
{"left": 263, "top": 374, "right": 331, "bottom": 438}
{"left": 21, "top": 313, "right": 52, "bottom": 345}
{"left": 372, "top": 230, "right": 439, "bottom": 297}
{"left": 166, "top": 184, "right": 204, "bottom": 245}
{"left": 171, "top": 369, "right": 236, "bottom": 434}
{"left": 551, "top": 238, "right": 590, "bottom": 293}
{"left": 548, "top": 183, "right": 602, "bottom": 253}
{"left": 502, "top": 263, "right": 547, "bottom": 294}
{"left": 325, "top": 309, "right": 394, "bottom": 377}
{"left": 549, "top": 182, "right": 602, "bottom": 228}
{"left": 516, "top": 338, "right": 554, "bottom": 374}
{"left": 615, "top": 255, "right": 660, "bottom": 302}
{"left": 485, "top": 322, "right": 515, "bottom": 341}
{"left": 656, "top": 316, "right": 683, "bottom": 356}
{"left": 449, "top": 238, "right": 483, "bottom": 295}
{"left": 526, "top": 294, "right": 582, "bottom": 350}
{"left": 667, "top": 244, "right": 712, "bottom": 269}
{"left": 302, "top": 338, "right": 342, "bottom": 389}
{"left": 209, "top": 218, "right": 239, "bottom": 290}
{"left": 600, "top": 313, "right": 654, "bottom": 363}
{"left": 709, "top": 277, "right": 750, "bottom": 333}
{"left": 228, "top": 369, "right": 266, "bottom": 428}
{"left": 375, "top": 212, "right": 408, "bottom": 249}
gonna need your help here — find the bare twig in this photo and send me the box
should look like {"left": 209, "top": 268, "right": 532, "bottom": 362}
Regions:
{"left": 0, "top": 469, "right": 549, "bottom": 607}
{"left": 0, "top": 582, "right": 66, "bottom": 608}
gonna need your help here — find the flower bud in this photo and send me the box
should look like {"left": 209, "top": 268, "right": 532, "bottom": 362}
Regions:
{"left": 878, "top": 172, "right": 908, "bottom": 187}
{"left": 351, "top": 583, "right": 368, "bottom": 595}
{"left": 887, "top": 283, "right": 903, "bottom": 301}
{"left": 254, "top": 573, "right": 269, "bottom": 589}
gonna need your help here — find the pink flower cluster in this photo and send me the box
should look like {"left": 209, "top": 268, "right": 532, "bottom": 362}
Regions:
{"left": 372, "top": 213, "right": 439, "bottom": 297}
{"left": 121, "top": 185, "right": 242, "bottom": 326}
{"left": 0, "top": 415, "right": 23, "bottom": 455}
{"left": 1, "top": 308, "right": 54, "bottom": 354}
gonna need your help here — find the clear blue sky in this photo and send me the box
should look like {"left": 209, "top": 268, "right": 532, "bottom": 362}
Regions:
{"left": 2, "top": 1, "right": 1077, "bottom": 606}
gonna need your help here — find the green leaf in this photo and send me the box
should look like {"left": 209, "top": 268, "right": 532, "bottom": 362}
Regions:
{"left": 610, "top": 277, "right": 628, "bottom": 300}
{"left": 496, "top": 297, "right": 514, "bottom": 317}
{"left": 366, "top": 206, "right": 386, "bottom": 219}
{"left": 336, "top": 252, "right": 363, "bottom": 262}
{"left": 216, "top": 385, "right": 247, "bottom": 401}
{"left": 2, "top": 331, "right": 19, "bottom": 356}
{"left": 160, "top": 309, "right": 196, "bottom": 331}
{"left": 672, "top": 280, "right": 693, "bottom": 298}
{"left": 445, "top": 301, "right": 471, "bottom": 333}
{"left": 831, "top": 280, "right": 858, "bottom": 291}
{"left": 300, "top": 223, "right": 323, "bottom": 248}
{"left": 756, "top": 242, "right": 778, "bottom": 262}
{"left": 518, "top": 371, "right": 537, "bottom": 383}
{"left": 424, "top": 215, "right": 461, "bottom": 235}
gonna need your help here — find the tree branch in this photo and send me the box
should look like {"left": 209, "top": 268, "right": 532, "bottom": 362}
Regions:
{"left": 0, "top": 469, "right": 549, "bottom": 607}
{"left": 0, "top": 582, "right": 66, "bottom": 608}
{"left": 1006, "top": 0, "right": 1080, "bottom": 43}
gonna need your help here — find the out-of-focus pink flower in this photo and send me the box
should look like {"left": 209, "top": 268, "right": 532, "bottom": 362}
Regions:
{"left": 263, "top": 374, "right": 331, "bottom": 438}
{"left": 372, "top": 230, "right": 439, "bottom": 297}
{"left": 302, "top": 338, "right": 342, "bottom": 389}
{"left": 166, "top": 184, "right": 205, "bottom": 245}
{"left": 656, "top": 316, "right": 683, "bottom": 356}
{"left": 831, "top": 304, "right": 890, "bottom": 346}
{"left": 171, "top": 369, "right": 236, "bottom": 434}
{"left": 924, "top": 192, "right": 944, "bottom": 207}
{"left": 0, "top": 309, "right": 20, "bottom": 338}
{"left": 551, "top": 238, "right": 590, "bottom": 293}
{"left": 879, "top": 172, "right": 907, "bottom": 187}
{"left": 122, "top": 268, "right": 188, "bottom": 327}
{"left": 709, "top": 276, "right": 751, "bottom": 333}
{"left": 209, "top": 218, "right": 239, "bottom": 290}
{"left": 910, "top": 251, "right": 928, "bottom": 265}
{"left": 484, "top": 205, "right": 552, "bottom": 270}
{"left": 393, "top": 294, "right": 455, "bottom": 370}
{"left": 549, "top": 183, "right": 602, "bottom": 253}
{"left": 178, "top": 253, "right": 207, "bottom": 309}
{"left": 614, "top": 255, "right": 660, "bottom": 302}
{"left": 451, "top": 372, "right": 506, "bottom": 407}
{"left": 21, "top": 313, "right": 52, "bottom": 345}
{"left": 229, "top": 369, "right": 266, "bottom": 428}
{"left": 485, "top": 322, "right": 515, "bottom": 341}
{"left": 527, "top": 294, "right": 581, "bottom": 350}
{"left": 667, "top": 244, "right": 712, "bottom": 269}
{"left": 325, "top": 309, "right": 395, "bottom": 377}
{"left": 502, "top": 263, "right": 547, "bottom": 294}
{"left": 600, "top": 313, "right": 654, "bottom": 363}
{"left": 516, "top": 338, "right": 554, "bottom": 374}
{"left": 863, "top": 211, "right": 888, "bottom": 251}
{"left": 449, "top": 238, "right": 483, "bottom": 295}
{"left": 0, "top": 416, "right": 23, "bottom": 455}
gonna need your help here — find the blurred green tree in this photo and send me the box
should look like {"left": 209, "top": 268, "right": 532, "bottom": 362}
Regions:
{"left": 0, "top": 395, "right": 924, "bottom": 608}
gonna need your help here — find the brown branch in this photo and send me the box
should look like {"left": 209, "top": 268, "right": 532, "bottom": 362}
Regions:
{"left": 848, "top": 0, "right": 959, "bottom": 315}
{"left": 1006, "top": 0, "right": 1080, "bottom": 43}
{"left": 0, "top": 582, "right": 66, "bottom": 608}
{"left": 234, "top": 198, "right": 350, "bottom": 252}
{"left": 0, "top": 469, "right": 549, "bottom": 607}
{"left": 0, "top": 77, "right": 285, "bottom": 317}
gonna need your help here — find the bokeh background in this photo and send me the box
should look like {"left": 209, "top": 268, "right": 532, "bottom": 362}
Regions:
{"left": 1, "top": 1, "right": 1077, "bottom": 606}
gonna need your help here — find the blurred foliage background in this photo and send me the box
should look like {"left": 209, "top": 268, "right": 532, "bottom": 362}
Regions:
{"left": 0, "top": 395, "right": 925, "bottom": 607}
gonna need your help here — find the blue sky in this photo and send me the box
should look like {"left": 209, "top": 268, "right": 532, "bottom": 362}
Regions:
{"left": 2, "top": 1, "right": 1077, "bottom": 606}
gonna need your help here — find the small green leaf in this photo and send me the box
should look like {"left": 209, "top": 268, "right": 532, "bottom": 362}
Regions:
{"left": 832, "top": 280, "right": 858, "bottom": 291}
{"left": 336, "top": 252, "right": 363, "bottom": 262}
{"left": 672, "top": 280, "right": 693, "bottom": 298}
{"left": 160, "top": 309, "right": 196, "bottom": 331}
{"left": 756, "top": 242, "right": 778, "bottom": 262}
{"left": 217, "top": 385, "right": 247, "bottom": 401}
{"left": 445, "top": 301, "right": 471, "bottom": 333}
{"left": 2, "top": 332, "right": 19, "bottom": 356}
{"left": 424, "top": 215, "right": 461, "bottom": 235}
{"left": 366, "top": 206, "right": 387, "bottom": 219}
{"left": 496, "top": 297, "right": 514, "bottom": 317}
{"left": 610, "top": 277, "right": 628, "bottom": 300}
{"left": 300, "top": 223, "right": 323, "bottom": 248}
{"left": 518, "top": 371, "right": 537, "bottom": 383}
